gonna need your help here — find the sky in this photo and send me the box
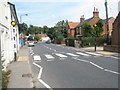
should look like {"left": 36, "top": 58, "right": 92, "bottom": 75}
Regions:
{"left": 8, "top": 0, "right": 119, "bottom": 27}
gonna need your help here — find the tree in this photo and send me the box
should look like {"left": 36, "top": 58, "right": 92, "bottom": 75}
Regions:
{"left": 34, "top": 35, "right": 40, "bottom": 41}
{"left": 81, "top": 22, "right": 93, "bottom": 37}
{"left": 18, "top": 23, "right": 28, "bottom": 34}
{"left": 27, "top": 36, "right": 34, "bottom": 41}
{"left": 95, "top": 19, "right": 104, "bottom": 37}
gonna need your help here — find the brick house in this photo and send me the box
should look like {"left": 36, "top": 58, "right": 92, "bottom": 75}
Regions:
{"left": 67, "top": 22, "right": 79, "bottom": 37}
{"left": 104, "top": 12, "right": 120, "bottom": 52}
{"left": 74, "top": 8, "right": 115, "bottom": 37}
{"left": 112, "top": 12, "right": 120, "bottom": 45}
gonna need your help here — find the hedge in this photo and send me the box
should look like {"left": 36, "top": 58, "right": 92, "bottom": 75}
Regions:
{"left": 81, "top": 37, "right": 106, "bottom": 47}
{"left": 65, "top": 37, "right": 78, "bottom": 47}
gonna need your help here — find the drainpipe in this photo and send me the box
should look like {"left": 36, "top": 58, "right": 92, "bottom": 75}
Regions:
{"left": 0, "top": 30, "right": 2, "bottom": 90}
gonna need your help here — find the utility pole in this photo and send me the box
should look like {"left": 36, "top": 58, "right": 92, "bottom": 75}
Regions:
{"left": 105, "top": 0, "right": 110, "bottom": 45}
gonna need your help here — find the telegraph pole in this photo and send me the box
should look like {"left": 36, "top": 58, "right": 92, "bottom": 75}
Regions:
{"left": 105, "top": 0, "right": 110, "bottom": 45}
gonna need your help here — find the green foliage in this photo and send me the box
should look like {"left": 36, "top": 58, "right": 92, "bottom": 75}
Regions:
{"left": 2, "top": 70, "right": 11, "bottom": 88}
{"left": 95, "top": 19, "right": 104, "bottom": 37}
{"left": 65, "top": 37, "right": 78, "bottom": 47}
{"left": 34, "top": 35, "right": 40, "bottom": 41}
{"left": 81, "top": 37, "right": 106, "bottom": 47}
{"left": 81, "top": 22, "right": 93, "bottom": 37}
{"left": 27, "top": 36, "right": 34, "bottom": 41}
{"left": 81, "top": 19, "right": 104, "bottom": 37}
{"left": 18, "top": 23, "right": 28, "bottom": 34}
{"left": 56, "top": 35, "right": 64, "bottom": 44}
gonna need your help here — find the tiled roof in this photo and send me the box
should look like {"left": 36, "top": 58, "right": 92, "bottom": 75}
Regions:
{"left": 68, "top": 22, "right": 79, "bottom": 29}
{"left": 75, "top": 17, "right": 94, "bottom": 28}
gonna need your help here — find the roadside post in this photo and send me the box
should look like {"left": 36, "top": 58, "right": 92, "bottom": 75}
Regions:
{"left": 93, "top": 24, "right": 97, "bottom": 51}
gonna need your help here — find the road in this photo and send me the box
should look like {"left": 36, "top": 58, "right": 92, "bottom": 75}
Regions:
{"left": 29, "top": 42, "right": 119, "bottom": 89}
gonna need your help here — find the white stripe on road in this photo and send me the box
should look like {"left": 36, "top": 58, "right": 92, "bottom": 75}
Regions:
{"left": 33, "top": 62, "right": 53, "bottom": 89}
{"left": 39, "top": 79, "right": 53, "bottom": 90}
{"left": 55, "top": 54, "right": 67, "bottom": 58}
{"left": 33, "top": 55, "right": 41, "bottom": 61}
{"left": 73, "top": 58, "right": 90, "bottom": 63}
{"left": 67, "top": 53, "right": 79, "bottom": 57}
{"left": 76, "top": 52, "right": 91, "bottom": 56}
{"left": 90, "top": 62, "right": 104, "bottom": 69}
{"left": 85, "top": 52, "right": 103, "bottom": 56}
{"left": 104, "top": 69, "right": 120, "bottom": 75}
{"left": 45, "top": 55, "right": 54, "bottom": 59}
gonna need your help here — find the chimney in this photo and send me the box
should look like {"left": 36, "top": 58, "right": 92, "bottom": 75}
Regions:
{"left": 80, "top": 15, "right": 85, "bottom": 22}
{"left": 93, "top": 7, "right": 99, "bottom": 18}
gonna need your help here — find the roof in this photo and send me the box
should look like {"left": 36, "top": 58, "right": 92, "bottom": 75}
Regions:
{"left": 8, "top": 2, "right": 19, "bottom": 23}
{"left": 103, "top": 17, "right": 114, "bottom": 23}
{"left": 68, "top": 22, "right": 79, "bottom": 29}
{"left": 75, "top": 17, "right": 94, "bottom": 28}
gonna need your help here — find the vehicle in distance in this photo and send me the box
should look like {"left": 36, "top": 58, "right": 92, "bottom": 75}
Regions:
{"left": 28, "top": 41, "right": 34, "bottom": 46}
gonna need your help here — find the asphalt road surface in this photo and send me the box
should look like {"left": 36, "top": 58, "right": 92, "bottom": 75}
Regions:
{"left": 29, "top": 42, "right": 119, "bottom": 89}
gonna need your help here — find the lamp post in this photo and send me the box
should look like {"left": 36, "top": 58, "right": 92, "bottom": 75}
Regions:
{"left": 20, "top": 14, "right": 28, "bottom": 23}
{"left": 93, "top": 24, "right": 97, "bottom": 51}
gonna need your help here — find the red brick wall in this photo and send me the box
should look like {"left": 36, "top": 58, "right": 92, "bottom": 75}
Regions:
{"left": 112, "top": 12, "right": 120, "bottom": 45}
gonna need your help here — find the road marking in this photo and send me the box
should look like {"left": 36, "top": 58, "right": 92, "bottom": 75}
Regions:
{"left": 104, "top": 69, "right": 120, "bottom": 75}
{"left": 90, "top": 62, "right": 104, "bottom": 69}
{"left": 31, "top": 53, "right": 34, "bottom": 56}
{"left": 33, "top": 62, "right": 53, "bottom": 89}
{"left": 76, "top": 52, "right": 91, "bottom": 56}
{"left": 55, "top": 53, "right": 67, "bottom": 58}
{"left": 33, "top": 55, "right": 41, "bottom": 61}
{"left": 73, "top": 58, "right": 90, "bottom": 63}
{"left": 66, "top": 53, "right": 79, "bottom": 57}
{"left": 45, "top": 55, "right": 54, "bottom": 59}
{"left": 85, "top": 52, "right": 103, "bottom": 56}
{"left": 39, "top": 79, "right": 53, "bottom": 90}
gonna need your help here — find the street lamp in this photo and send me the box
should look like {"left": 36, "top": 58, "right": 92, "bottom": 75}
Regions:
{"left": 20, "top": 14, "right": 28, "bottom": 23}
{"left": 93, "top": 24, "right": 97, "bottom": 51}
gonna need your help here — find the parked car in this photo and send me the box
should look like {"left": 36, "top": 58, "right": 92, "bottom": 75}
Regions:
{"left": 28, "top": 41, "right": 34, "bottom": 47}
{"left": 45, "top": 40, "right": 51, "bottom": 44}
{"left": 34, "top": 41, "right": 37, "bottom": 44}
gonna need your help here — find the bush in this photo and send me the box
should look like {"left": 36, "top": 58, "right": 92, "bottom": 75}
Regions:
{"left": 65, "top": 37, "right": 78, "bottom": 47}
{"left": 2, "top": 70, "right": 11, "bottom": 89}
{"left": 56, "top": 35, "right": 64, "bottom": 44}
{"left": 81, "top": 37, "right": 106, "bottom": 47}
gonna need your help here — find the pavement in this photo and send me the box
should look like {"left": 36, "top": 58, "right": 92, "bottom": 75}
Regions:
{"left": 7, "top": 45, "right": 33, "bottom": 88}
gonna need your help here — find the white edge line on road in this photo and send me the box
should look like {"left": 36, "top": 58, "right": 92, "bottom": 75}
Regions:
{"left": 104, "top": 69, "right": 120, "bottom": 75}
{"left": 89, "top": 62, "right": 104, "bottom": 70}
{"left": 33, "top": 62, "right": 52, "bottom": 89}
{"left": 39, "top": 79, "right": 53, "bottom": 90}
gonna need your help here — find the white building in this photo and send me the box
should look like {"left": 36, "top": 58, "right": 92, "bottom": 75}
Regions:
{"left": 0, "top": 0, "right": 19, "bottom": 70}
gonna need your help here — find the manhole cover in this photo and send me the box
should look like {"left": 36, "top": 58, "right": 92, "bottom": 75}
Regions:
{"left": 22, "top": 74, "right": 32, "bottom": 77}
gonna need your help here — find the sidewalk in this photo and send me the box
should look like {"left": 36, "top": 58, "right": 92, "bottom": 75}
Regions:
{"left": 7, "top": 45, "right": 33, "bottom": 88}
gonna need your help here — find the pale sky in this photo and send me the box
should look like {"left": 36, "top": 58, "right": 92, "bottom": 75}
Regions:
{"left": 9, "top": 0, "right": 119, "bottom": 27}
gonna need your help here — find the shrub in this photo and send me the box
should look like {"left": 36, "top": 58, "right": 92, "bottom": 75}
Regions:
{"left": 65, "top": 37, "right": 78, "bottom": 47}
{"left": 81, "top": 37, "right": 106, "bottom": 47}
{"left": 56, "top": 35, "right": 64, "bottom": 44}
{"left": 2, "top": 70, "right": 11, "bottom": 89}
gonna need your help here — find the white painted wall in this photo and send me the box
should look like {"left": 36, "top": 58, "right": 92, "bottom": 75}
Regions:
{"left": 0, "top": 1, "right": 19, "bottom": 70}
{"left": 118, "top": 1, "right": 120, "bottom": 12}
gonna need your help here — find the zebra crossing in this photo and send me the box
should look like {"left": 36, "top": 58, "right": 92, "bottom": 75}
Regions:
{"left": 33, "top": 52, "right": 104, "bottom": 61}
